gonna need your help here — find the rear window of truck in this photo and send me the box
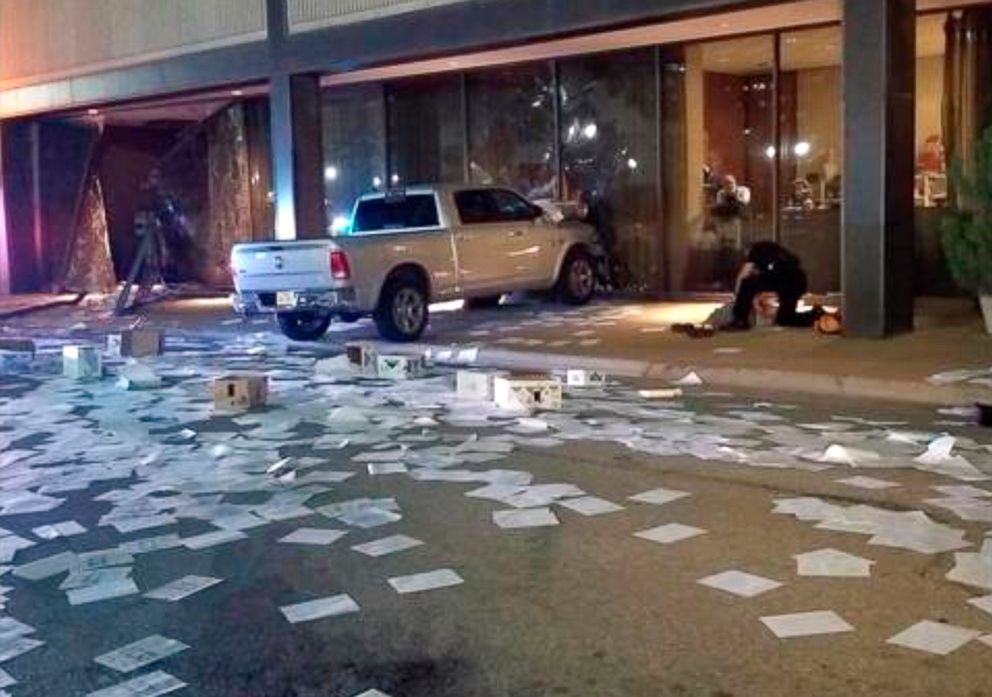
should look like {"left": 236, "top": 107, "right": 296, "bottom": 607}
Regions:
{"left": 352, "top": 194, "right": 440, "bottom": 233}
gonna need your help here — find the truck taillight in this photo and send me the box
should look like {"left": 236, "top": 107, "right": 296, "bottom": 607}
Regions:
{"left": 330, "top": 249, "right": 351, "bottom": 280}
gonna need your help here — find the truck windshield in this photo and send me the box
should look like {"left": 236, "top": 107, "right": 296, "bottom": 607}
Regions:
{"left": 352, "top": 195, "right": 440, "bottom": 233}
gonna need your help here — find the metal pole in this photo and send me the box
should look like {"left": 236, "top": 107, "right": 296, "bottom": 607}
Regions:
{"left": 551, "top": 59, "right": 563, "bottom": 200}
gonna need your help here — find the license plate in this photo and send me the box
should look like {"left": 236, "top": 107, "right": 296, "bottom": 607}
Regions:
{"left": 276, "top": 291, "right": 297, "bottom": 308}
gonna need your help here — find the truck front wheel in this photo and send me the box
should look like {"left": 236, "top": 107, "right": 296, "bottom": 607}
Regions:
{"left": 375, "top": 270, "right": 429, "bottom": 342}
{"left": 277, "top": 311, "right": 332, "bottom": 341}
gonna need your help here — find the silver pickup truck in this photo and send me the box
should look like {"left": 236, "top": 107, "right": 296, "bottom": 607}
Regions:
{"left": 230, "top": 184, "right": 600, "bottom": 342}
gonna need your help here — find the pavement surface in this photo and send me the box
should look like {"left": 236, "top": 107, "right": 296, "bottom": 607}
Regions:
{"left": 0, "top": 302, "right": 991, "bottom": 696}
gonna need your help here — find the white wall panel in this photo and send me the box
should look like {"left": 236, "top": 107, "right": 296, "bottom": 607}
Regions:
{"left": 287, "top": 0, "right": 474, "bottom": 32}
{"left": 0, "top": 0, "right": 266, "bottom": 87}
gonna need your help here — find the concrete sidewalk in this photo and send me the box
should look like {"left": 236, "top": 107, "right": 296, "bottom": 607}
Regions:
{"left": 0, "top": 292, "right": 82, "bottom": 319}
{"left": 375, "top": 297, "right": 992, "bottom": 407}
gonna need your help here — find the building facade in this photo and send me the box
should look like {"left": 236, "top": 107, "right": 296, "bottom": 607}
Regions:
{"left": 1, "top": 0, "right": 990, "bottom": 336}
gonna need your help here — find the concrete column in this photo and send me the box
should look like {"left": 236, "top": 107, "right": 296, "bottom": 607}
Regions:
{"left": 267, "top": 0, "right": 325, "bottom": 240}
{"left": 842, "top": 0, "right": 916, "bottom": 337}
{"left": 0, "top": 128, "right": 10, "bottom": 295}
{"left": 269, "top": 73, "right": 325, "bottom": 240}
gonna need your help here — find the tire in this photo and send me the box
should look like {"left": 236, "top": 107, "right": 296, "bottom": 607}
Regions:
{"left": 374, "top": 270, "right": 429, "bottom": 342}
{"left": 337, "top": 312, "right": 363, "bottom": 324}
{"left": 276, "top": 311, "right": 331, "bottom": 341}
{"left": 465, "top": 295, "right": 503, "bottom": 310}
{"left": 556, "top": 248, "right": 596, "bottom": 305}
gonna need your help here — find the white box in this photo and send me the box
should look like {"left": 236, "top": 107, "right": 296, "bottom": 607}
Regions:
{"left": 493, "top": 374, "right": 563, "bottom": 411}
{"left": 566, "top": 369, "right": 607, "bottom": 387}
{"left": 457, "top": 370, "right": 496, "bottom": 400}
{"left": 117, "top": 363, "right": 162, "bottom": 390}
{"left": 63, "top": 345, "right": 102, "bottom": 380}
{"left": 376, "top": 354, "right": 427, "bottom": 380}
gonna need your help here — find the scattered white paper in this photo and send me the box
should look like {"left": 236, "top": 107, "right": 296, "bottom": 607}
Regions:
{"left": 492, "top": 508, "right": 560, "bottom": 529}
{"left": 85, "top": 670, "right": 186, "bottom": 697}
{"left": 556, "top": 496, "right": 624, "bottom": 516}
{"left": 388, "top": 568, "right": 464, "bottom": 594}
{"left": 634, "top": 523, "right": 706, "bottom": 545}
{"left": 886, "top": 620, "right": 982, "bottom": 656}
{"left": 673, "top": 371, "right": 703, "bottom": 386}
{"left": 352, "top": 534, "right": 423, "bottom": 557}
{"left": 628, "top": 488, "right": 691, "bottom": 506}
{"left": 94, "top": 634, "right": 189, "bottom": 673}
{"left": 278, "top": 528, "right": 348, "bottom": 546}
{"left": 280, "top": 594, "right": 360, "bottom": 623}
{"left": 835, "top": 476, "right": 900, "bottom": 490}
{"left": 760, "top": 611, "right": 854, "bottom": 639}
{"left": 794, "top": 548, "right": 874, "bottom": 578}
{"left": 144, "top": 575, "right": 223, "bottom": 602}
{"left": 697, "top": 570, "right": 783, "bottom": 598}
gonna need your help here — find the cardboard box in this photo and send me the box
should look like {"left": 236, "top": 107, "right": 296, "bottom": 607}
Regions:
{"left": 565, "top": 369, "right": 607, "bottom": 387}
{"left": 456, "top": 370, "right": 496, "bottom": 400}
{"left": 212, "top": 373, "right": 268, "bottom": 410}
{"left": 63, "top": 345, "right": 102, "bottom": 380}
{"left": 493, "top": 374, "right": 563, "bottom": 411}
{"left": 376, "top": 354, "right": 427, "bottom": 380}
{"left": 345, "top": 342, "right": 378, "bottom": 375}
{"left": 107, "top": 328, "right": 164, "bottom": 358}
{"left": 0, "top": 339, "right": 35, "bottom": 374}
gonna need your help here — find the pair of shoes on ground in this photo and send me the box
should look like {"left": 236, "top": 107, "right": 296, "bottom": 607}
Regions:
{"left": 672, "top": 323, "right": 717, "bottom": 338}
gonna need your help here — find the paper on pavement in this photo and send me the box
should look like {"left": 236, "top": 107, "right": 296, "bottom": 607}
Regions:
{"left": 278, "top": 528, "right": 348, "bottom": 546}
{"left": 388, "top": 568, "right": 464, "bottom": 594}
{"left": 280, "top": 594, "right": 360, "bottom": 623}
{"left": 351, "top": 534, "right": 423, "bottom": 557}
{"left": 697, "top": 570, "right": 783, "bottom": 598}
{"left": 886, "top": 620, "right": 982, "bottom": 656}
{"left": 84, "top": 670, "right": 186, "bottom": 697}
{"left": 94, "top": 634, "right": 189, "bottom": 673}
{"left": 492, "top": 508, "right": 560, "bottom": 529}
{"left": 634, "top": 523, "right": 706, "bottom": 545}
{"left": 144, "top": 575, "right": 223, "bottom": 602}
{"left": 760, "top": 611, "right": 854, "bottom": 639}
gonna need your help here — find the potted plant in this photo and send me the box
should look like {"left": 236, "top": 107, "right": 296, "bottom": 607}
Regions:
{"left": 942, "top": 125, "right": 992, "bottom": 334}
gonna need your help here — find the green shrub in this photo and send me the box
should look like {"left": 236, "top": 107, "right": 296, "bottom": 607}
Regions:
{"left": 942, "top": 126, "right": 992, "bottom": 295}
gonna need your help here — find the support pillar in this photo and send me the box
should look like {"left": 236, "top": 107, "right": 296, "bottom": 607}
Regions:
{"left": 267, "top": 0, "right": 324, "bottom": 240}
{"left": 841, "top": 0, "right": 916, "bottom": 337}
{"left": 0, "top": 126, "right": 10, "bottom": 295}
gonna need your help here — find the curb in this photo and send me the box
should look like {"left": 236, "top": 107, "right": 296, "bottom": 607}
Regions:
{"left": 0, "top": 293, "right": 85, "bottom": 321}
{"left": 368, "top": 341, "right": 990, "bottom": 407}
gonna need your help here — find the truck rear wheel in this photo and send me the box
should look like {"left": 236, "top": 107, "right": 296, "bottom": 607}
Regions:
{"left": 375, "top": 270, "right": 429, "bottom": 342}
{"left": 277, "top": 311, "right": 331, "bottom": 341}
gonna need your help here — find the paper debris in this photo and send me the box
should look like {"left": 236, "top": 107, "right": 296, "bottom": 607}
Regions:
{"left": 0, "top": 636, "right": 43, "bottom": 662}
{"left": 94, "top": 634, "right": 189, "bottom": 673}
{"left": 915, "top": 435, "right": 956, "bottom": 465}
{"left": 388, "top": 568, "right": 464, "bottom": 594}
{"left": 556, "top": 496, "right": 624, "bottom": 516}
{"left": 492, "top": 508, "right": 560, "bottom": 529}
{"left": 697, "top": 570, "right": 783, "bottom": 598}
{"left": 337, "top": 507, "right": 403, "bottom": 529}
{"left": 835, "top": 476, "right": 900, "bottom": 490}
{"left": 182, "top": 530, "right": 248, "bottom": 550}
{"left": 634, "top": 523, "right": 706, "bottom": 545}
{"left": 673, "top": 371, "right": 703, "bottom": 386}
{"left": 946, "top": 551, "right": 992, "bottom": 591}
{"left": 144, "top": 575, "right": 223, "bottom": 602}
{"left": 354, "top": 691, "right": 392, "bottom": 697}
{"left": 368, "top": 462, "right": 408, "bottom": 475}
{"left": 628, "top": 488, "right": 691, "bottom": 506}
{"left": 794, "top": 548, "right": 874, "bottom": 577}
{"left": 638, "top": 388, "right": 683, "bottom": 400}
{"left": 31, "top": 521, "right": 86, "bottom": 540}
{"left": 85, "top": 670, "right": 186, "bottom": 697}
{"left": 67, "top": 578, "right": 139, "bottom": 605}
{"left": 278, "top": 528, "right": 348, "bottom": 546}
{"left": 280, "top": 594, "right": 360, "bottom": 623}
{"left": 760, "top": 611, "right": 854, "bottom": 639}
{"left": 933, "top": 484, "right": 991, "bottom": 499}
{"left": 352, "top": 534, "right": 423, "bottom": 557}
{"left": 886, "top": 620, "right": 982, "bottom": 656}
{"left": 967, "top": 595, "right": 992, "bottom": 617}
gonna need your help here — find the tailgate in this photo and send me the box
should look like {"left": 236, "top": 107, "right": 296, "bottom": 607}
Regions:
{"left": 231, "top": 241, "right": 339, "bottom": 292}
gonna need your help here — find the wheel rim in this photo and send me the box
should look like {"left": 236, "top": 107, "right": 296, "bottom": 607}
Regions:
{"left": 393, "top": 288, "right": 425, "bottom": 334}
{"left": 293, "top": 314, "right": 323, "bottom": 331}
{"left": 569, "top": 257, "right": 594, "bottom": 298}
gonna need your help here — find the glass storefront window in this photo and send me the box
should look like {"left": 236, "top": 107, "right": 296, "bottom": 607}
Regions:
{"left": 322, "top": 83, "right": 386, "bottom": 234}
{"left": 466, "top": 63, "right": 556, "bottom": 199}
{"left": 778, "top": 26, "right": 842, "bottom": 293}
{"left": 387, "top": 74, "right": 465, "bottom": 187}
{"left": 559, "top": 48, "right": 660, "bottom": 292}
{"left": 669, "top": 35, "right": 775, "bottom": 292}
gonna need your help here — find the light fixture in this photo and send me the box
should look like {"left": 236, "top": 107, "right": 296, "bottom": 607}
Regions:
{"left": 765, "top": 145, "right": 777, "bottom": 160}
{"left": 583, "top": 123, "right": 598, "bottom": 140}
{"left": 87, "top": 108, "right": 99, "bottom": 116}
{"left": 794, "top": 141, "right": 811, "bottom": 157}
{"left": 372, "top": 176, "right": 383, "bottom": 188}
{"left": 230, "top": 89, "right": 244, "bottom": 97}
{"left": 627, "top": 158, "right": 639, "bottom": 170}
{"left": 391, "top": 174, "right": 400, "bottom": 185}
{"left": 331, "top": 215, "right": 351, "bottom": 234}
{"left": 324, "top": 165, "right": 339, "bottom": 182}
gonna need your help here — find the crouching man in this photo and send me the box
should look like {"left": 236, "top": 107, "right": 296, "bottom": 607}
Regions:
{"left": 724, "top": 241, "right": 820, "bottom": 330}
